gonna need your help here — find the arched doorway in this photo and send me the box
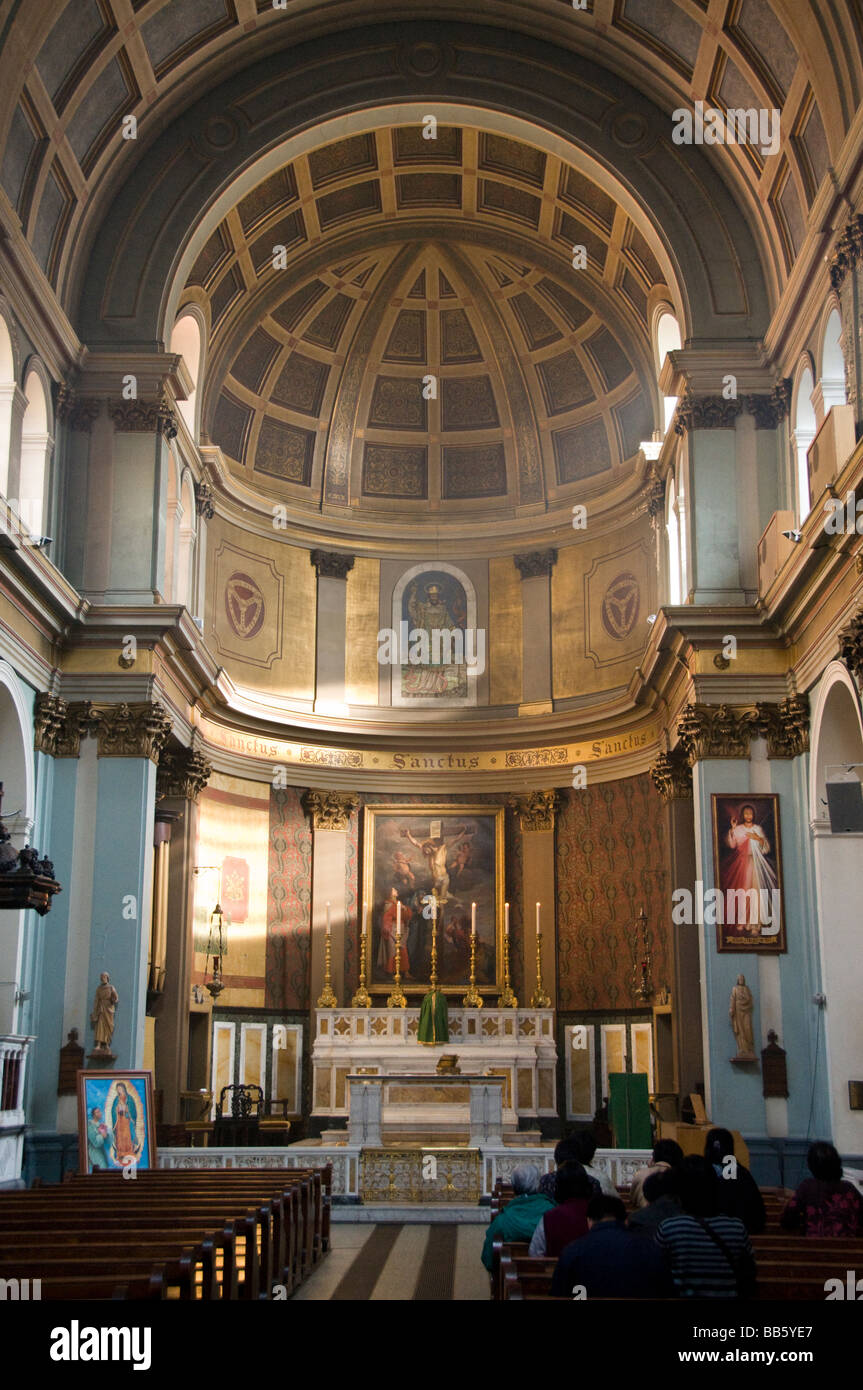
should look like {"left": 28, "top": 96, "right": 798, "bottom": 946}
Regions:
{"left": 0, "top": 661, "right": 35, "bottom": 1035}
{"left": 809, "top": 662, "right": 863, "bottom": 1156}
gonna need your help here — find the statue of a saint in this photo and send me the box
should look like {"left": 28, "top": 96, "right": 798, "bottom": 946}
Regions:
{"left": 91, "top": 971, "right": 118, "bottom": 1054}
{"left": 729, "top": 973, "right": 756, "bottom": 1059}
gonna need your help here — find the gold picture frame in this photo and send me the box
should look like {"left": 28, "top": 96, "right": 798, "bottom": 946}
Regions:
{"left": 362, "top": 804, "right": 505, "bottom": 996}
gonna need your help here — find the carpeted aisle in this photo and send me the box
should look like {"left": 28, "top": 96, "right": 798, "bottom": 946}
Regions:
{"left": 291, "top": 1223, "right": 489, "bottom": 1300}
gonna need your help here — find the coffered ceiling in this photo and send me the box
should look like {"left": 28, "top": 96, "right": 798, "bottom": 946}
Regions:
{"left": 192, "top": 125, "right": 663, "bottom": 518}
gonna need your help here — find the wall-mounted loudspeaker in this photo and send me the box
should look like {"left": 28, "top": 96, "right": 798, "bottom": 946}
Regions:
{"left": 825, "top": 780, "right": 863, "bottom": 833}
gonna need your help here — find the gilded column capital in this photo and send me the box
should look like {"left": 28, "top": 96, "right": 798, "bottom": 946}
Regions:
{"left": 751, "top": 696, "right": 810, "bottom": 758}
{"left": 839, "top": 608, "right": 863, "bottom": 683}
{"left": 645, "top": 468, "right": 665, "bottom": 524}
{"left": 56, "top": 387, "right": 101, "bottom": 432}
{"left": 302, "top": 789, "right": 359, "bottom": 830}
{"left": 509, "top": 790, "right": 558, "bottom": 832}
{"left": 513, "top": 549, "right": 558, "bottom": 580}
{"left": 743, "top": 379, "right": 792, "bottom": 430}
{"left": 649, "top": 748, "right": 693, "bottom": 801}
{"left": 673, "top": 391, "right": 742, "bottom": 436}
{"left": 156, "top": 747, "right": 213, "bottom": 801}
{"left": 829, "top": 214, "right": 863, "bottom": 291}
{"left": 94, "top": 701, "right": 173, "bottom": 762}
{"left": 108, "top": 394, "right": 178, "bottom": 438}
{"left": 194, "top": 480, "right": 215, "bottom": 519}
{"left": 310, "top": 549, "right": 355, "bottom": 580}
{"left": 35, "top": 698, "right": 101, "bottom": 758}
{"left": 676, "top": 703, "right": 753, "bottom": 762}
{"left": 33, "top": 693, "right": 69, "bottom": 756}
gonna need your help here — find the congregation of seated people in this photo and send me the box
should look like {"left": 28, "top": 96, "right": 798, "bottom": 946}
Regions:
{"left": 487, "top": 1130, "right": 862, "bottom": 1299}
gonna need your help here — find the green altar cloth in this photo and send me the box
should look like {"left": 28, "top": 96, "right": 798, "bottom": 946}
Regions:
{"left": 417, "top": 988, "right": 449, "bottom": 1044}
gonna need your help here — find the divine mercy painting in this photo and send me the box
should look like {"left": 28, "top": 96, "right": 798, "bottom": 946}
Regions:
{"left": 363, "top": 805, "right": 504, "bottom": 995}
{"left": 711, "top": 794, "right": 786, "bottom": 953}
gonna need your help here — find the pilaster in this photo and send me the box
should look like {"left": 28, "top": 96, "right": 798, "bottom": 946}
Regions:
{"left": 514, "top": 550, "right": 556, "bottom": 714}
{"left": 310, "top": 550, "right": 354, "bottom": 714}
{"left": 302, "top": 790, "right": 359, "bottom": 1007}
{"left": 509, "top": 791, "right": 558, "bottom": 1007}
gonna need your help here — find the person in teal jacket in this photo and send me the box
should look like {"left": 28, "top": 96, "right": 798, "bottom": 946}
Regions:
{"left": 481, "top": 1164, "right": 554, "bottom": 1270}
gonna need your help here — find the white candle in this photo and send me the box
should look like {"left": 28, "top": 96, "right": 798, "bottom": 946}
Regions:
{"left": 505, "top": 902, "right": 510, "bottom": 936}
{"left": 431, "top": 893, "right": 437, "bottom": 922}
{"left": 361, "top": 904, "right": 368, "bottom": 938}
{"left": 326, "top": 901, "right": 331, "bottom": 936}
{"left": 536, "top": 901, "right": 541, "bottom": 936}
{"left": 396, "top": 900, "right": 402, "bottom": 934}
{"left": 471, "top": 901, "right": 476, "bottom": 935}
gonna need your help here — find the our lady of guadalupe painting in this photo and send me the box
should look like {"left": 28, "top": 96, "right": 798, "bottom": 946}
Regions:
{"left": 77, "top": 1070, "right": 156, "bottom": 1173}
{"left": 363, "top": 806, "right": 504, "bottom": 994}
{"left": 711, "top": 794, "right": 786, "bottom": 953}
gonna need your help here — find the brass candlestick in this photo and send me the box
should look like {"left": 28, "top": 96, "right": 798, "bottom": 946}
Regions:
{"left": 498, "top": 932, "right": 517, "bottom": 1008}
{"left": 462, "top": 930, "right": 483, "bottom": 1008}
{"left": 530, "top": 931, "right": 551, "bottom": 1009}
{"left": 351, "top": 928, "right": 372, "bottom": 1007}
{"left": 386, "top": 927, "right": 407, "bottom": 1008}
{"left": 632, "top": 907, "right": 654, "bottom": 1004}
{"left": 429, "top": 913, "right": 439, "bottom": 992}
{"left": 317, "top": 929, "right": 337, "bottom": 1008}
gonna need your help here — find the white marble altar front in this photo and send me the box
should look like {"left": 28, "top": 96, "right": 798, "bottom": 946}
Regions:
{"left": 346, "top": 1072, "right": 504, "bottom": 1145}
{"left": 311, "top": 1007, "right": 557, "bottom": 1133}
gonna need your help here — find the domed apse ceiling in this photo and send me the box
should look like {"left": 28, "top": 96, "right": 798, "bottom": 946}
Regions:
{"left": 190, "top": 126, "right": 668, "bottom": 519}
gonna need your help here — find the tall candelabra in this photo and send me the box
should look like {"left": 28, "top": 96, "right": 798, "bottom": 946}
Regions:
{"left": 462, "top": 930, "right": 483, "bottom": 1008}
{"left": 498, "top": 931, "right": 517, "bottom": 1008}
{"left": 317, "top": 928, "right": 337, "bottom": 1008}
{"left": 351, "top": 926, "right": 372, "bottom": 1007}
{"left": 632, "top": 907, "right": 654, "bottom": 1004}
{"left": 530, "top": 931, "right": 551, "bottom": 1009}
{"left": 386, "top": 927, "right": 407, "bottom": 1008}
{"left": 429, "top": 912, "right": 439, "bottom": 992}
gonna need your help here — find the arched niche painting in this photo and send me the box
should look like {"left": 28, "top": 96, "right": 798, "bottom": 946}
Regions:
{"left": 391, "top": 564, "right": 479, "bottom": 708}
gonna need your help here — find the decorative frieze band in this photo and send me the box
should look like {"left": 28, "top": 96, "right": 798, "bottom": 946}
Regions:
{"left": 675, "top": 696, "right": 809, "bottom": 764}
{"left": 302, "top": 789, "right": 359, "bottom": 830}
{"left": 33, "top": 695, "right": 172, "bottom": 762}
{"left": 509, "top": 790, "right": 558, "bottom": 832}
{"left": 310, "top": 550, "right": 355, "bottom": 580}
{"left": 649, "top": 747, "right": 693, "bottom": 802}
{"left": 514, "top": 549, "right": 558, "bottom": 580}
{"left": 156, "top": 747, "right": 213, "bottom": 802}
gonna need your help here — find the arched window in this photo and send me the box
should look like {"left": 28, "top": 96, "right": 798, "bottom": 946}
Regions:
{"left": 170, "top": 313, "right": 202, "bottom": 438}
{"left": 792, "top": 363, "right": 816, "bottom": 523}
{"left": 164, "top": 450, "right": 181, "bottom": 601}
{"left": 665, "top": 472, "right": 687, "bottom": 604}
{"left": 0, "top": 316, "right": 17, "bottom": 499}
{"left": 655, "top": 310, "right": 682, "bottom": 434}
{"left": 19, "top": 364, "right": 53, "bottom": 538}
{"left": 176, "top": 472, "right": 197, "bottom": 610}
{"left": 818, "top": 307, "right": 847, "bottom": 418}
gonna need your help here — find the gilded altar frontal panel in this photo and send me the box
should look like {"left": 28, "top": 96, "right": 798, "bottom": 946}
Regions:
{"left": 345, "top": 556, "right": 380, "bottom": 705}
{"left": 206, "top": 516, "right": 315, "bottom": 699}
{"left": 488, "top": 556, "right": 522, "bottom": 706}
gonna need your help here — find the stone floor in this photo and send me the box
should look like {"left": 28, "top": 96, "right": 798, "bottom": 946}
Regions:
{"left": 292, "top": 1221, "right": 490, "bottom": 1300}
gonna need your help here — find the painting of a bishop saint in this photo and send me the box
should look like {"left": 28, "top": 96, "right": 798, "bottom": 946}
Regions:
{"left": 401, "top": 570, "right": 470, "bottom": 701}
{"left": 712, "top": 795, "right": 786, "bottom": 953}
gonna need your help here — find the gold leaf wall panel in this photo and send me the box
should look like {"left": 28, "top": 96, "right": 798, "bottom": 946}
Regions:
{"left": 552, "top": 522, "right": 654, "bottom": 699}
{"left": 488, "top": 555, "right": 523, "bottom": 706}
{"left": 345, "top": 556, "right": 381, "bottom": 705}
{"left": 205, "top": 516, "right": 315, "bottom": 700}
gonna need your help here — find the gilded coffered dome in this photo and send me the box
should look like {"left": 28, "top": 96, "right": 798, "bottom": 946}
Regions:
{"left": 191, "top": 125, "right": 669, "bottom": 526}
